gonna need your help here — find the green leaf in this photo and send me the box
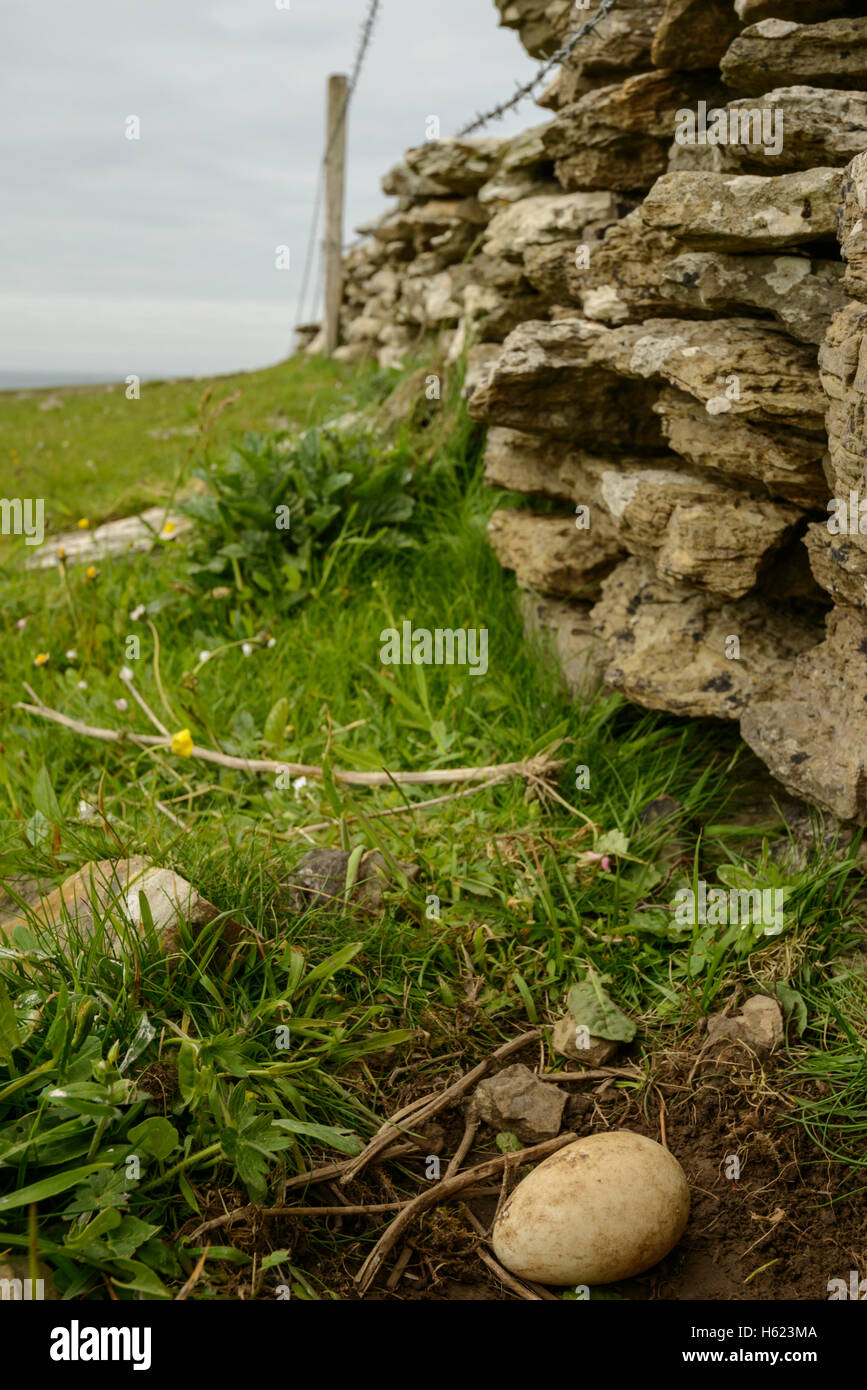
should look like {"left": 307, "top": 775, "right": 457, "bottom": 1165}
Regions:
{"left": 263, "top": 697, "right": 290, "bottom": 747}
{"left": 0, "top": 1162, "right": 112, "bottom": 1214}
{"left": 110, "top": 1258, "right": 172, "bottom": 1299}
{"left": 63, "top": 1207, "right": 122, "bottom": 1249}
{"left": 774, "top": 982, "right": 807, "bottom": 1036}
{"left": 594, "top": 829, "right": 629, "bottom": 857}
{"left": 567, "top": 971, "right": 636, "bottom": 1043}
{"left": 127, "top": 1117, "right": 180, "bottom": 1161}
{"left": 273, "top": 1119, "right": 364, "bottom": 1155}
{"left": 0, "top": 979, "right": 19, "bottom": 1064}
{"left": 511, "top": 970, "right": 537, "bottom": 1024}
{"left": 33, "top": 765, "right": 64, "bottom": 825}
{"left": 179, "top": 1174, "right": 201, "bottom": 1216}
{"left": 299, "top": 940, "right": 363, "bottom": 989}
{"left": 260, "top": 1249, "right": 291, "bottom": 1272}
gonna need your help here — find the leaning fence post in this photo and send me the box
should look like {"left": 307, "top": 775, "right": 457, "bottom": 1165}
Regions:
{"left": 323, "top": 74, "right": 348, "bottom": 356}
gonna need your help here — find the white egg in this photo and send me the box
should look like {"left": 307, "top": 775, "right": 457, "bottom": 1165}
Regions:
{"left": 492, "top": 1130, "right": 690, "bottom": 1286}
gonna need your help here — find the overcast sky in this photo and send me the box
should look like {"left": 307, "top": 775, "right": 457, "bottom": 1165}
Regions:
{"left": 1, "top": 0, "right": 540, "bottom": 383}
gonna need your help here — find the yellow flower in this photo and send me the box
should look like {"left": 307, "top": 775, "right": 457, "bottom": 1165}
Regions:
{"left": 34, "top": 652, "right": 50, "bottom": 666}
{"left": 171, "top": 728, "right": 194, "bottom": 758}
{"left": 77, "top": 517, "right": 90, "bottom": 529}
{"left": 162, "top": 521, "right": 176, "bottom": 536}
{"left": 85, "top": 565, "right": 98, "bottom": 579}
{"left": 57, "top": 546, "right": 67, "bottom": 559}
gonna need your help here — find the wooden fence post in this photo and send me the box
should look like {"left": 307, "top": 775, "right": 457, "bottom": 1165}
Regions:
{"left": 323, "top": 74, "right": 348, "bottom": 356}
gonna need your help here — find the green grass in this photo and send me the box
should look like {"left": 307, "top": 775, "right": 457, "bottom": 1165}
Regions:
{"left": 0, "top": 351, "right": 865, "bottom": 1300}
{"left": 0, "top": 357, "right": 388, "bottom": 526}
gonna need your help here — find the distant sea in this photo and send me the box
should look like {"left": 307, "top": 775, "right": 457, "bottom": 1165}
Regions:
{"left": 0, "top": 370, "right": 122, "bottom": 391}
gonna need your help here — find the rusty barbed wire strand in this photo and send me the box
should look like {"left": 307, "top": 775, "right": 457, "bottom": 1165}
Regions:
{"left": 295, "top": 0, "right": 382, "bottom": 327}
{"left": 454, "top": 0, "right": 617, "bottom": 137}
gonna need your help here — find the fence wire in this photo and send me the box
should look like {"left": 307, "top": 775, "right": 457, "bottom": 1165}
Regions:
{"left": 295, "top": 0, "right": 382, "bottom": 328}
{"left": 454, "top": 0, "right": 617, "bottom": 137}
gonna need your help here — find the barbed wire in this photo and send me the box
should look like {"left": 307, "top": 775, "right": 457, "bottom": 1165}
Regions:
{"left": 454, "top": 0, "right": 617, "bottom": 138}
{"left": 295, "top": 0, "right": 382, "bottom": 328}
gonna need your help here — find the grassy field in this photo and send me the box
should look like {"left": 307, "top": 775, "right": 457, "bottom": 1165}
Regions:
{"left": 0, "top": 358, "right": 385, "bottom": 526}
{"left": 0, "top": 353, "right": 865, "bottom": 1302}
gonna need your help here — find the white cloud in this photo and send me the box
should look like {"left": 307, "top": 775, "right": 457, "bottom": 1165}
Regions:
{"left": 1, "top": 0, "right": 540, "bottom": 381}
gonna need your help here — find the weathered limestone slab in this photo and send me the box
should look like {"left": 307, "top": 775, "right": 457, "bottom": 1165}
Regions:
{"left": 487, "top": 509, "right": 624, "bottom": 597}
{"left": 603, "top": 469, "right": 803, "bottom": 598}
{"left": 589, "top": 317, "right": 825, "bottom": 428}
{"left": 544, "top": 72, "right": 726, "bottom": 192}
{"left": 654, "top": 387, "right": 827, "bottom": 506}
{"left": 591, "top": 556, "right": 824, "bottom": 719}
{"left": 493, "top": 0, "right": 560, "bottom": 57}
{"left": 463, "top": 343, "right": 504, "bottom": 403}
{"left": 658, "top": 251, "right": 846, "bottom": 345}
{"left": 397, "top": 269, "right": 466, "bottom": 327}
{"left": 740, "top": 606, "right": 867, "bottom": 822}
{"left": 483, "top": 192, "right": 622, "bottom": 261}
{"left": 483, "top": 425, "right": 676, "bottom": 506}
{"left": 717, "top": 88, "right": 867, "bottom": 174}
{"left": 478, "top": 172, "right": 561, "bottom": 210}
{"left": 651, "top": 0, "right": 741, "bottom": 70}
{"left": 525, "top": 212, "right": 680, "bottom": 324}
{"left": 556, "top": 0, "right": 666, "bottom": 84}
{"left": 818, "top": 301, "right": 867, "bottom": 497}
{"left": 403, "top": 139, "right": 504, "bottom": 194}
{"left": 467, "top": 286, "right": 548, "bottom": 343}
{"left": 26, "top": 507, "right": 190, "bottom": 571}
{"left": 721, "top": 18, "right": 867, "bottom": 94}
{"left": 804, "top": 524, "right": 867, "bottom": 606}
{"left": 840, "top": 153, "right": 867, "bottom": 302}
{"left": 520, "top": 594, "right": 608, "bottom": 696}
{"left": 466, "top": 319, "right": 664, "bottom": 447}
{"left": 484, "top": 427, "right": 576, "bottom": 501}
{"left": 381, "top": 164, "right": 452, "bottom": 199}
{"left": 641, "top": 167, "right": 844, "bottom": 250}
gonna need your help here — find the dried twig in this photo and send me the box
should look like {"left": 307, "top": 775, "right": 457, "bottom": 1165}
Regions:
{"left": 15, "top": 694, "right": 563, "bottom": 790}
{"left": 340, "top": 1030, "right": 541, "bottom": 1185}
{"left": 475, "top": 1247, "right": 542, "bottom": 1301}
{"left": 539, "top": 1067, "right": 644, "bottom": 1082}
{"left": 356, "top": 1132, "right": 577, "bottom": 1294}
{"left": 444, "top": 1116, "right": 479, "bottom": 1180}
{"left": 175, "top": 1245, "right": 210, "bottom": 1300}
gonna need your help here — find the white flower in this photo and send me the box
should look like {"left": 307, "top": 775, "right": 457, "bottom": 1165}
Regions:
{"left": 267, "top": 637, "right": 276, "bottom": 649}
{"left": 241, "top": 642, "right": 253, "bottom": 657}
{"left": 115, "top": 698, "right": 128, "bottom": 712}
{"left": 77, "top": 799, "right": 98, "bottom": 821}
{"left": 119, "top": 666, "right": 134, "bottom": 682}
{"left": 77, "top": 679, "right": 88, "bottom": 690}
{"left": 198, "top": 650, "right": 211, "bottom": 663}
{"left": 130, "top": 605, "right": 146, "bottom": 620}
{"left": 65, "top": 648, "right": 77, "bottom": 661}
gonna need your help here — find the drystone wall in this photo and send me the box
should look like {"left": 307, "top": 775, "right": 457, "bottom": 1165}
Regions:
{"left": 327, "top": 0, "right": 867, "bottom": 824}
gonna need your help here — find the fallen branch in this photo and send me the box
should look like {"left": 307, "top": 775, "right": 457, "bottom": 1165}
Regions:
{"left": 16, "top": 690, "right": 564, "bottom": 790}
{"left": 356, "top": 1132, "right": 577, "bottom": 1294}
{"left": 539, "top": 1067, "right": 644, "bottom": 1082}
{"left": 340, "top": 1029, "right": 541, "bottom": 1185}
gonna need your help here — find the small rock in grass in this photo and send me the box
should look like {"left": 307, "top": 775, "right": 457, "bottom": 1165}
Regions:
{"left": 706, "top": 995, "right": 784, "bottom": 1060}
{"left": 286, "top": 848, "right": 419, "bottom": 915}
{"left": 551, "top": 1016, "right": 618, "bottom": 1066}
{"left": 0, "top": 856, "right": 243, "bottom": 960}
{"left": 472, "top": 1063, "right": 567, "bottom": 1143}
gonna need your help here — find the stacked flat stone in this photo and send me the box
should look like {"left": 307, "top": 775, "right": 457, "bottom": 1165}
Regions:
{"left": 334, "top": 0, "right": 867, "bottom": 823}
